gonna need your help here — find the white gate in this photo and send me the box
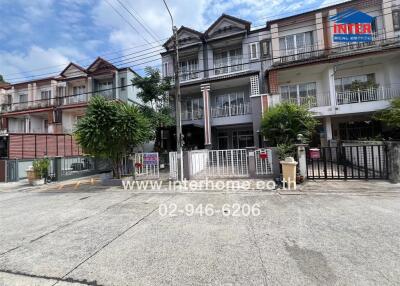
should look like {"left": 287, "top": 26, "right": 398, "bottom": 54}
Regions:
{"left": 169, "top": 152, "right": 177, "bottom": 180}
{"left": 134, "top": 152, "right": 159, "bottom": 179}
{"left": 255, "top": 149, "right": 273, "bottom": 175}
{"left": 190, "top": 149, "right": 248, "bottom": 179}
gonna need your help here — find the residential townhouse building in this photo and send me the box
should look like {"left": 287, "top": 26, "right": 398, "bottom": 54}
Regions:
{"left": 0, "top": 57, "right": 141, "bottom": 159}
{"left": 162, "top": 0, "right": 400, "bottom": 150}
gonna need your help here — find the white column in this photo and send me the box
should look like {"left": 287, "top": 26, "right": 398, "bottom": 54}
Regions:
{"left": 315, "top": 12, "right": 325, "bottom": 51}
{"left": 51, "top": 80, "right": 57, "bottom": 105}
{"left": 201, "top": 83, "right": 211, "bottom": 148}
{"left": 114, "top": 71, "right": 119, "bottom": 100}
{"left": 328, "top": 67, "right": 337, "bottom": 107}
{"left": 87, "top": 76, "right": 92, "bottom": 101}
{"left": 27, "top": 84, "right": 33, "bottom": 108}
{"left": 383, "top": 1, "right": 395, "bottom": 40}
{"left": 271, "top": 23, "right": 280, "bottom": 64}
{"left": 325, "top": 117, "right": 333, "bottom": 141}
{"left": 32, "top": 83, "right": 37, "bottom": 105}
{"left": 328, "top": 9, "right": 337, "bottom": 49}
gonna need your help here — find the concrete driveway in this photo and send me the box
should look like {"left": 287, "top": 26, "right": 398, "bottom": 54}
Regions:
{"left": 0, "top": 181, "right": 400, "bottom": 285}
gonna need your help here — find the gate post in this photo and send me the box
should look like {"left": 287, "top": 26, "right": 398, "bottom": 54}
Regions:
{"left": 246, "top": 147, "right": 256, "bottom": 178}
{"left": 386, "top": 141, "right": 400, "bottom": 183}
{"left": 295, "top": 144, "right": 308, "bottom": 178}
{"left": 54, "top": 157, "right": 62, "bottom": 181}
{"left": 182, "top": 151, "right": 191, "bottom": 180}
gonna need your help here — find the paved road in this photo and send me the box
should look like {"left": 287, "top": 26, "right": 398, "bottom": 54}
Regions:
{"left": 0, "top": 182, "right": 400, "bottom": 285}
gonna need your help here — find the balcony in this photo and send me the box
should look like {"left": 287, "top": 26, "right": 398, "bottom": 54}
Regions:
{"left": 211, "top": 103, "right": 251, "bottom": 118}
{"left": 182, "top": 109, "right": 203, "bottom": 121}
{"left": 336, "top": 86, "right": 400, "bottom": 105}
{"left": 331, "top": 31, "right": 388, "bottom": 55}
{"left": 179, "top": 70, "right": 200, "bottom": 82}
{"left": 64, "top": 93, "right": 90, "bottom": 105}
{"left": 213, "top": 56, "right": 245, "bottom": 76}
{"left": 279, "top": 43, "right": 324, "bottom": 64}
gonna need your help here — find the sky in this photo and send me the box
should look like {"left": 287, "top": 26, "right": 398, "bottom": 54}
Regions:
{"left": 0, "top": 0, "right": 346, "bottom": 83}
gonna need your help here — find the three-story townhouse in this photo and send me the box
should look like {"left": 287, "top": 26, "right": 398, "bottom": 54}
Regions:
{"left": 266, "top": 0, "right": 400, "bottom": 145}
{"left": 0, "top": 57, "right": 141, "bottom": 159}
{"left": 161, "top": 14, "right": 272, "bottom": 150}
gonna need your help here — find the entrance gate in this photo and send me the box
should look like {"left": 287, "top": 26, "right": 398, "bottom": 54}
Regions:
{"left": 306, "top": 145, "right": 389, "bottom": 180}
{"left": 134, "top": 152, "right": 160, "bottom": 180}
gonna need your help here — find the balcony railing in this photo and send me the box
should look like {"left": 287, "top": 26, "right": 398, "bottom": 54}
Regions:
{"left": 182, "top": 109, "right": 203, "bottom": 121}
{"left": 64, "top": 93, "right": 90, "bottom": 105}
{"left": 331, "top": 31, "right": 388, "bottom": 54}
{"left": 211, "top": 103, "right": 251, "bottom": 118}
{"left": 179, "top": 71, "right": 200, "bottom": 82}
{"left": 214, "top": 56, "right": 245, "bottom": 75}
{"left": 336, "top": 86, "right": 400, "bottom": 105}
{"left": 280, "top": 43, "right": 324, "bottom": 64}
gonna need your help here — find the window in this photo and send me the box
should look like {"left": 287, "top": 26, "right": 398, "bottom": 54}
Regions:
{"left": 214, "top": 47, "right": 243, "bottom": 75}
{"left": 182, "top": 98, "right": 203, "bottom": 120}
{"left": 335, "top": 74, "right": 375, "bottom": 93}
{"left": 120, "top": 77, "right": 126, "bottom": 91}
{"left": 213, "top": 91, "right": 249, "bottom": 117}
{"left": 43, "top": 119, "right": 48, "bottom": 133}
{"left": 40, "top": 90, "right": 51, "bottom": 105}
{"left": 98, "top": 81, "right": 113, "bottom": 99}
{"left": 393, "top": 10, "right": 400, "bottom": 31}
{"left": 279, "top": 31, "right": 313, "bottom": 57}
{"left": 280, "top": 82, "right": 317, "bottom": 106}
{"left": 249, "top": 42, "right": 259, "bottom": 60}
{"left": 19, "top": 94, "right": 28, "bottom": 107}
{"left": 260, "top": 40, "right": 270, "bottom": 58}
{"left": 179, "top": 58, "right": 199, "bottom": 81}
{"left": 72, "top": 86, "right": 86, "bottom": 103}
{"left": 163, "top": 62, "right": 169, "bottom": 77}
{"left": 233, "top": 130, "right": 254, "bottom": 149}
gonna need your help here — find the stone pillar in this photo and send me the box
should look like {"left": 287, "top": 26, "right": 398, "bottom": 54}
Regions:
{"left": 201, "top": 83, "right": 211, "bottom": 149}
{"left": 271, "top": 23, "right": 280, "bottom": 64}
{"left": 315, "top": 12, "right": 325, "bottom": 51}
{"left": 387, "top": 142, "right": 400, "bottom": 183}
{"left": 296, "top": 144, "right": 308, "bottom": 178}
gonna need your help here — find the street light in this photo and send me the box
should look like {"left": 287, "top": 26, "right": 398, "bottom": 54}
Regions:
{"left": 162, "top": 0, "right": 183, "bottom": 181}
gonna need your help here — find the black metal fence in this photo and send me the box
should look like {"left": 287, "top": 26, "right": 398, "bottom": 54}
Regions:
{"left": 306, "top": 145, "right": 389, "bottom": 180}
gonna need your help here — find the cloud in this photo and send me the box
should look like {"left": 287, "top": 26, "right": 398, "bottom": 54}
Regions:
{"left": 0, "top": 46, "right": 77, "bottom": 82}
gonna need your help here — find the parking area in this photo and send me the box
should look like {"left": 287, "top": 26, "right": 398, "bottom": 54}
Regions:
{"left": 0, "top": 181, "right": 400, "bottom": 285}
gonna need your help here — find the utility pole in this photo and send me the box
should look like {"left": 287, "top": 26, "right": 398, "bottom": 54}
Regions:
{"left": 163, "top": 0, "right": 183, "bottom": 181}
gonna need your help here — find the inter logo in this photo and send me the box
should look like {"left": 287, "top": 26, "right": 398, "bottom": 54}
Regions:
{"left": 330, "top": 9, "right": 374, "bottom": 42}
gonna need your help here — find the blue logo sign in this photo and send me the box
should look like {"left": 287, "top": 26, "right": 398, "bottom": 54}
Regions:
{"left": 330, "top": 9, "right": 374, "bottom": 42}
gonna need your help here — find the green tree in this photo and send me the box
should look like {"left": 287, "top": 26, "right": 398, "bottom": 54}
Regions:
{"left": 74, "top": 96, "right": 151, "bottom": 178}
{"left": 374, "top": 98, "right": 400, "bottom": 129}
{"left": 261, "top": 103, "right": 318, "bottom": 147}
{"left": 132, "top": 67, "right": 173, "bottom": 151}
{"left": 0, "top": 75, "right": 5, "bottom": 83}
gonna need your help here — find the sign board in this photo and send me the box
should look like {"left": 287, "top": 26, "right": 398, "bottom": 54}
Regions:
{"left": 143, "top": 153, "right": 158, "bottom": 165}
{"left": 330, "top": 9, "right": 374, "bottom": 42}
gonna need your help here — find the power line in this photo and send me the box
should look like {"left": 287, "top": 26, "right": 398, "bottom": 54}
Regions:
{"left": 2, "top": 0, "right": 397, "bottom": 82}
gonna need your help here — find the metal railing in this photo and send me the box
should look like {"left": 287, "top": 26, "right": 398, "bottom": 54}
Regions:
{"left": 211, "top": 103, "right": 251, "bottom": 118}
{"left": 64, "top": 93, "right": 90, "bottom": 105}
{"left": 280, "top": 43, "right": 324, "bottom": 63}
{"left": 214, "top": 56, "right": 245, "bottom": 75}
{"left": 331, "top": 31, "right": 388, "bottom": 54}
{"left": 179, "top": 71, "right": 200, "bottom": 82}
{"left": 336, "top": 86, "right": 400, "bottom": 105}
{"left": 182, "top": 109, "right": 204, "bottom": 121}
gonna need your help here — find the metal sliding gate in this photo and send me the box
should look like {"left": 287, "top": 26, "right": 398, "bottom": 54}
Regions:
{"left": 306, "top": 145, "right": 389, "bottom": 180}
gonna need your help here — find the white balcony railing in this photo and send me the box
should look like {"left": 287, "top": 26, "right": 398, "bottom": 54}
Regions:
{"left": 211, "top": 103, "right": 251, "bottom": 118}
{"left": 332, "top": 31, "right": 387, "bottom": 54}
{"left": 336, "top": 86, "right": 400, "bottom": 105}
{"left": 279, "top": 94, "right": 331, "bottom": 108}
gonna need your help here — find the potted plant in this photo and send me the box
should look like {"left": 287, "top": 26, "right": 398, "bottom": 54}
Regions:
{"left": 27, "top": 158, "right": 50, "bottom": 186}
